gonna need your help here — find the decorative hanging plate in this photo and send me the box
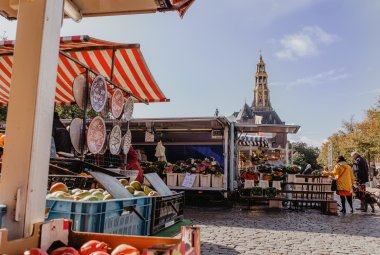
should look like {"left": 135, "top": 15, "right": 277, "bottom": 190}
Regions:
{"left": 72, "top": 74, "right": 89, "bottom": 110}
{"left": 123, "top": 129, "right": 132, "bottom": 155}
{"left": 90, "top": 75, "right": 107, "bottom": 112}
{"left": 109, "top": 125, "right": 122, "bottom": 155}
{"left": 87, "top": 116, "right": 106, "bottom": 154}
{"left": 111, "top": 89, "right": 124, "bottom": 119}
{"left": 99, "top": 134, "right": 109, "bottom": 155}
{"left": 69, "top": 118, "right": 84, "bottom": 154}
{"left": 123, "top": 97, "right": 134, "bottom": 121}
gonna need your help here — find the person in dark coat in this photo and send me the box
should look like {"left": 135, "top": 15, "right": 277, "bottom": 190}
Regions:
{"left": 351, "top": 151, "right": 369, "bottom": 210}
{"left": 52, "top": 112, "right": 72, "bottom": 153}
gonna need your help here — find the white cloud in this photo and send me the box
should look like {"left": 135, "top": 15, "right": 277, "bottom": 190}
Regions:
{"left": 289, "top": 132, "right": 324, "bottom": 147}
{"left": 275, "top": 26, "right": 339, "bottom": 60}
{"left": 271, "top": 68, "right": 348, "bottom": 89}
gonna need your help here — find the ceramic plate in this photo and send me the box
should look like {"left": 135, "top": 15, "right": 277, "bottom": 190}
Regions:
{"left": 109, "top": 125, "right": 122, "bottom": 155}
{"left": 72, "top": 75, "right": 89, "bottom": 110}
{"left": 123, "top": 97, "right": 134, "bottom": 121}
{"left": 86, "top": 116, "right": 106, "bottom": 154}
{"left": 99, "top": 134, "right": 108, "bottom": 155}
{"left": 69, "top": 118, "right": 84, "bottom": 154}
{"left": 90, "top": 75, "right": 107, "bottom": 112}
{"left": 123, "top": 129, "right": 132, "bottom": 155}
{"left": 111, "top": 89, "right": 124, "bottom": 119}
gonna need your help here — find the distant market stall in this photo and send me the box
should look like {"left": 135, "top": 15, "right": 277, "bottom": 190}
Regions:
{"left": 125, "top": 116, "right": 300, "bottom": 198}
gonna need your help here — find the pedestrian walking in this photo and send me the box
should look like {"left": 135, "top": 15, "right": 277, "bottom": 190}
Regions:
{"left": 331, "top": 156, "right": 355, "bottom": 214}
{"left": 351, "top": 151, "right": 369, "bottom": 210}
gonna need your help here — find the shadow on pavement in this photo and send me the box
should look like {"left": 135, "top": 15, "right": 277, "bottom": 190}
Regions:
{"left": 184, "top": 203, "right": 380, "bottom": 238}
{"left": 201, "top": 242, "right": 239, "bottom": 255}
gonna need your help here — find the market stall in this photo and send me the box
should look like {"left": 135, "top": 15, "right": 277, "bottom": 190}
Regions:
{"left": 0, "top": 1, "right": 198, "bottom": 251}
{"left": 127, "top": 117, "right": 233, "bottom": 196}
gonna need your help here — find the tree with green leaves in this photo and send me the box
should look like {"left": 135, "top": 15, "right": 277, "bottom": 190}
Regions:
{"left": 291, "top": 142, "right": 320, "bottom": 170}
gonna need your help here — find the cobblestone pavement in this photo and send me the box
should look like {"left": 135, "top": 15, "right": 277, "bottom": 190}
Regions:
{"left": 184, "top": 201, "right": 380, "bottom": 255}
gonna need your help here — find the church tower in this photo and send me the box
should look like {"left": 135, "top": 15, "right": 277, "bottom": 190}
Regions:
{"left": 252, "top": 53, "right": 272, "bottom": 111}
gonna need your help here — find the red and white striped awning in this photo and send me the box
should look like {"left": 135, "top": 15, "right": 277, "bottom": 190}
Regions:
{"left": 0, "top": 35, "right": 168, "bottom": 105}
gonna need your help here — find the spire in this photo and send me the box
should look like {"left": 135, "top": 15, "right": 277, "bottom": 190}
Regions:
{"left": 252, "top": 52, "right": 272, "bottom": 111}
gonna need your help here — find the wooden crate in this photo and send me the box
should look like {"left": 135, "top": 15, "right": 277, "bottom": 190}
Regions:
{"left": 200, "top": 174, "right": 211, "bottom": 187}
{"left": 211, "top": 175, "right": 223, "bottom": 188}
{"left": 166, "top": 173, "right": 178, "bottom": 186}
{"left": 0, "top": 220, "right": 200, "bottom": 255}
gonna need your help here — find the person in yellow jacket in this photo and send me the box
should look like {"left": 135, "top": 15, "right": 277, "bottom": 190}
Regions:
{"left": 331, "top": 155, "right": 355, "bottom": 214}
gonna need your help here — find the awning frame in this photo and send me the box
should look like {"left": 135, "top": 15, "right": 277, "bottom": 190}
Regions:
{"left": 0, "top": 35, "right": 169, "bottom": 105}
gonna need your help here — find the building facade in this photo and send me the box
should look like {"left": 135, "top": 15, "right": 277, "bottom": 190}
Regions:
{"left": 234, "top": 54, "right": 287, "bottom": 148}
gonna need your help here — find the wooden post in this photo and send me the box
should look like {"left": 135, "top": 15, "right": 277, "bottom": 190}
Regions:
{"left": 0, "top": 0, "right": 64, "bottom": 239}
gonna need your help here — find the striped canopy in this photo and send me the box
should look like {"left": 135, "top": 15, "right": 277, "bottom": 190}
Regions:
{"left": 238, "top": 136, "right": 269, "bottom": 148}
{"left": 0, "top": 35, "right": 168, "bottom": 105}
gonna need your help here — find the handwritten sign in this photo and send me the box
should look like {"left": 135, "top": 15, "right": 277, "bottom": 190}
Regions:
{"left": 182, "top": 173, "right": 196, "bottom": 188}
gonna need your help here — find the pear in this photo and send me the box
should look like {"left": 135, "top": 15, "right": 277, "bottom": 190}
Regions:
{"left": 143, "top": 185, "right": 154, "bottom": 195}
{"left": 130, "top": 181, "right": 142, "bottom": 191}
{"left": 46, "top": 193, "right": 56, "bottom": 199}
{"left": 148, "top": 191, "right": 159, "bottom": 197}
{"left": 51, "top": 191, "right": 68, "bottom": 197}
{"left": 134, "top": 191, "right": 146, "bottom": 196}
{"left": 125, "top": 185, "right": 135, "bottom": 194}
{"left": 119, "top": 178, "right": 129, "bottom": 186}
{"left": 75, "top": 191, "right": 92, "bottom": 199}
{"left": 92, "top": 191, "right": 105, "bottom": 200}
{"left": 103, "top": 194, "right": 113, "bottom": 200}
{"left": 71, "top": 188, "right": 81, "bottom": 195}
{"left": 55, "top": 192, "right": 73, "bottom": 200}
{"left": 81, "top": 195, "right": 99, "bottom": 201}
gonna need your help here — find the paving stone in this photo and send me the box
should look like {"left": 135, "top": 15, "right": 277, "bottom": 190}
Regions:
{"left": 184, "top": 203, "right": 380, "bottom": 255}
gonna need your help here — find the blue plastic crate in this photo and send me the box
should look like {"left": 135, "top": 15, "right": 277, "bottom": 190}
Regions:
{"left": 45, "top": 196, "right": 152, "bottom": 236}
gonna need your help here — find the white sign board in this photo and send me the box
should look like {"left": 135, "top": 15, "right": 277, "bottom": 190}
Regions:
{"left": 182, "top": 173, "right": 196, "bottom": 188}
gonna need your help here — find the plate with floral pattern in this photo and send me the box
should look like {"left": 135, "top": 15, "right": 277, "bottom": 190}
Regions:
{"left": 123, "top": 97, "right": 134, "bottom": 121}
{"left": 90, "top": 75, "right": 107, "bottom": 112}
{"left": 122, "top": 129, "right": 132, "bottom": 155}
{"left": 111, "top": 89, "right": 124, "bottom": 119}
{"left": 109, "top": 125, "right": 122, "bottom": 155}
{"left": 86, "top": 116, "right": 106, "bottom": 154}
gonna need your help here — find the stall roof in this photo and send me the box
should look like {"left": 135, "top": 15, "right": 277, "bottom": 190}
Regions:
{"left": 0, "top": 0, "right": 195, "bottom": 20}
{"left": 235, "top": 123, "right": 300, "bottom": 134}
{"left": 129, "top": 116, "right": 230, "bottom": 131}
{"left": 0, "top": 35, "right": 168, "bottom": 104}
{"left": 238, "top": 135, "right": 269, "bottom": 148}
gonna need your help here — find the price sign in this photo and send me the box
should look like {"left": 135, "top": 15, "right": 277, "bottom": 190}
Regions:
{"left": 182, "top": 173, "right": 196, "bottom": 188}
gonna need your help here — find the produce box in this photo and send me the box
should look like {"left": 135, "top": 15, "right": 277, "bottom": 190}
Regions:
{"left": 0, "top": 219, "right": 201, "bottom": 255}
{"left": 48, "top": 175, "right": 100, "bottom": 190}
{"left": 45, "top": 196, "right": 152, "bottom": 236}
{"left": 151, "top": 192, "right": 185, "bottom": 235}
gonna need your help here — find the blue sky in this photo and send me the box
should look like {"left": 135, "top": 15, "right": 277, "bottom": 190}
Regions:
{"left": 1, "top": 0, "right": 379, "bottom": 147}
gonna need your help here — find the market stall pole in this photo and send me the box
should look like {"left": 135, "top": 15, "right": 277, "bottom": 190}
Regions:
{"left": 0, "top": 0, "right": 64, "bottom": 239}
{"left": 0, "top": 0, "right": 196, "bottom": 240}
